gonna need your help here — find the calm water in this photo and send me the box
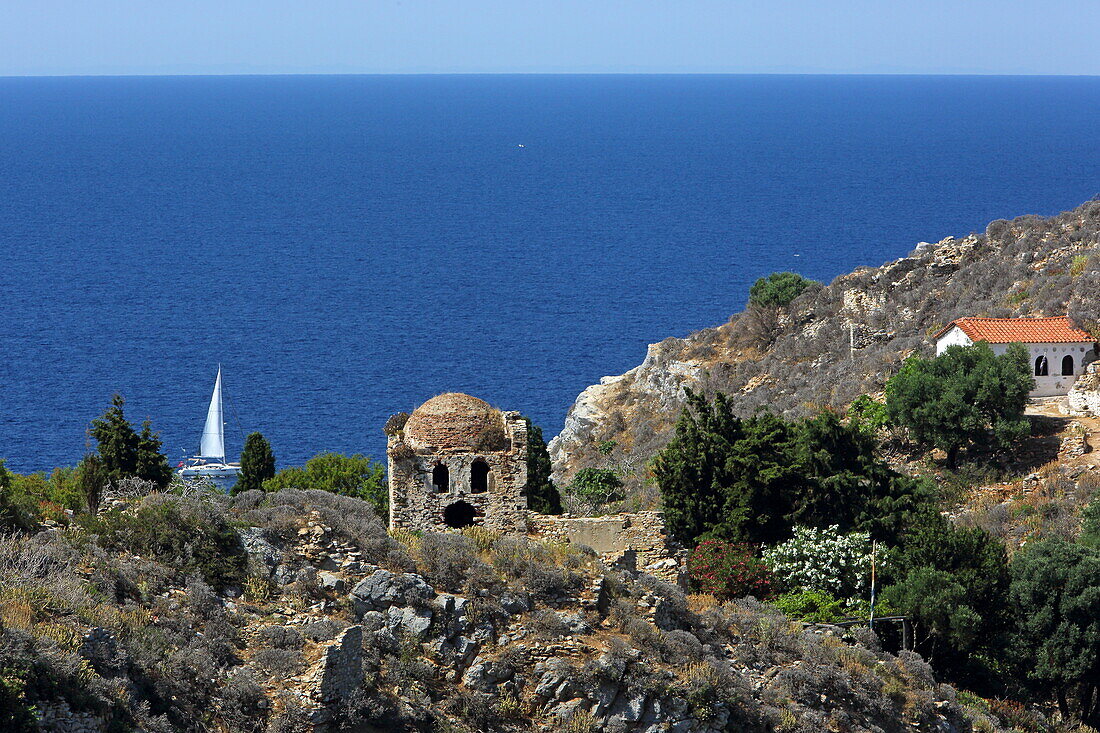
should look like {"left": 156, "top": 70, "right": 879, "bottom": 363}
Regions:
{"left": 2, "top": 75, "right": 1099, "bottom": 473}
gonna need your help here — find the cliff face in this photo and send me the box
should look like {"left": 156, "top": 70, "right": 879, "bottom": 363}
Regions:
{"left": 551, "top": 200, "right": 1100, "bottom": 486}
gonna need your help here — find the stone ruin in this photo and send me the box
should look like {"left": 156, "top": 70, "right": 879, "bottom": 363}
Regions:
{"left": 526, "top": 511, "right": 681, "bottom": 583}
{"left": 1069, "top": 361, "right": 1100, "bottom": 418}
{"left": 385, "top": 392, "right": 680, "bottom": 579}
{"left": 386, "top": 393, "right": 529, "bottom": 533}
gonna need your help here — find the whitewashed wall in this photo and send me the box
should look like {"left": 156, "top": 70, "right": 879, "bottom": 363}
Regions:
{"left": 934, "top": 326, "right": 973, "bottom": 354}
{"left": 935, "top": 332, "right": 1097, "bottom": 397}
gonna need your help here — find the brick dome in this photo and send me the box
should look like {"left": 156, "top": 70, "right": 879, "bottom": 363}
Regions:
{"left": 403, "top": 393, "right": 506, "bottom": 451}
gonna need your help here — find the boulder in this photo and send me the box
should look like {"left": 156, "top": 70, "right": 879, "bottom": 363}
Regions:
{"left": 500, "top": 591, "right": 531, "bottom": 615}
{"left": 387, "top": 605, "right": 433, "bottom": 637}
{"left": 349, "top": 569, "right": 435, "bottom": 616}
{"left": 461, "top": 657, "right": 514, "bottom": 692}
{"left": 317, "top": 571, "right": 346, "bottom": 593}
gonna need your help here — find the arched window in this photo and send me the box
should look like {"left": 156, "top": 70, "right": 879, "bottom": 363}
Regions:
{"left": 443, "top": 501, "right": 478, "bottom": 529}
{"left": 470, "top": 460, "right": 490, "bottom": 493}
{"left": 1035, "top": 355, "right": 1048, "bottom": 376}
{"left": 1062, "top": 354, "right": 1075, "bottom": 376}
{"left": 432, "top": 464, "right": 449, "bottom": 493}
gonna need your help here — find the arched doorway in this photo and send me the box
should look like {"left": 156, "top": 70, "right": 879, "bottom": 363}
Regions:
{"left": 432, "top": 464, "right": 449, "bottom": 493}
{"left": 443, "top": 501, "right": 478, "bottom": 529}
{"left": 1062, "top": 354, "right": 1075, "bottom": 376}
{"left": 1035, "top": 355, "right": 1048, "bottom": 376}
{"left": 470, "top": 460, "right": 490, "bottom": 493}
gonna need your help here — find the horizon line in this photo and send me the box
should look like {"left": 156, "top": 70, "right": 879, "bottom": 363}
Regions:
{"left": 3, "top": 70, "right": 1100, "bottom": 80}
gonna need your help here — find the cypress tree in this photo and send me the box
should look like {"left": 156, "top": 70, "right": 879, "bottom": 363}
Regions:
{"left": 135, "top": 419, "right": 173, "bottom": 488}
{"left": 89, "top": 394, "right": 140, "bottom": 480}
{"left": 234, "top": 432, "right": 276, "bottom": 495}
{"left": 76, "top": 453, "right": 108, "bottom": 515}
{"left": 89, "top": 394, "right": 173, "bottom": 487}
{"left": 523, "top": 418, "right": 562, "bottom": 514}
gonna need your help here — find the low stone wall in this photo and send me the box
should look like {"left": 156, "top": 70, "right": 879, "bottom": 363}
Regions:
{"left": 527, "top": 511, "right": 681, "bottom": 582}
{"left": 1060, "top": 422, "right": 1091, "bottom": 458}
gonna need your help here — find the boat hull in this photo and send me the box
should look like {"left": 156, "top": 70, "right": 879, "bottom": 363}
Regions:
{"left": 178, "top": 463, "right": 241, "bottom": 478}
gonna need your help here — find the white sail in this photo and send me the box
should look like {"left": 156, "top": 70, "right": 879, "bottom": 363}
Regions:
{"left": 199, "top": 366, "right": 225, "bottom": 460}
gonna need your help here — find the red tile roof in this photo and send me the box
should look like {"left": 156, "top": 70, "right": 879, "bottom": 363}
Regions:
{"left": 933, "top": 316, "right": 1095, "bottom": 344}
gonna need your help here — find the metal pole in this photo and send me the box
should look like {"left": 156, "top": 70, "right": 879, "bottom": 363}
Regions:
{"left": 869, "top": 540, "right": 877, "bottom": 631}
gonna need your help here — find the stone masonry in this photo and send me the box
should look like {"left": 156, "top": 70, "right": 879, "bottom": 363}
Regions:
{"left": 387, "top": 393, "right": 528, "bottom": 533}
{"left": 1069, "top": 361, "right": 1100, "bottom": 417}
{"left": 527, "top": 511, "right": 681, "bottom": 583}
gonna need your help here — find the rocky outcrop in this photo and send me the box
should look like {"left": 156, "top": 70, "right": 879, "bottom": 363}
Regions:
{"left": 7, "top": 486, "right": 1025, "bottom": 733}
{"left": 552, "top": 203, "right": 1100, "bottom": 484}
{"left": 550, "top": 337, "right": 708, "bottom": 485}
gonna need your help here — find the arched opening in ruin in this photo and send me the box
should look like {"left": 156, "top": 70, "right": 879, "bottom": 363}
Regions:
{"left": 470, "top": 460, "right": 490, "bottom": 493}
{"left": 443, "top": 501, "right": 478, "bottom": 529}
{"left": 1062, "top": 354, "right": 1075, "bottom": 376}
{"left": 432, "top": 464, "right": 449, "bottom": 493}
{"left": 1035, "top": 355, "right": 1048, "bottom": 376}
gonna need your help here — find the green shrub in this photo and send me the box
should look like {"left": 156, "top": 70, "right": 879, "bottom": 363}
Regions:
{"left": 569, "top": 468, "right": 624, "bottom": 506}
{"left": 1080, "top": 495, "right": 1100, "bottom": 548}
{"left": 0, "top": 661, "right": 35, "bottom": 731}
{"left": 748, "top": 272, "right": 817, "bottom": 308}
{"left": 263, "top": 453, "right": 386, "bottom": 517}
{"left": 1071, "top": 254, "right": 1090, "bottom": 277}
{"left": 847, "top": 394, "right": 889, "bottom": 434}
{"left": 654, "top": 390, "right": 931, "bottom": 546}
{"left": 685, "top": 540, "right": 773, "bottom": 600}
{"left": 772, "top": 590, "right": 844, "bottom": 624}
{"left": 0, "top": 462, "right": 33, "bottom": 532}
{"left": 0, "top": 461, "right": 86, "bottom": 526}
{"left": 81, "top": 495, "right": 247, "bottom": 590}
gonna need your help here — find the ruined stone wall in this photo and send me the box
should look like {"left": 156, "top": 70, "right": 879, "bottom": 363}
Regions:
{"left": 388, "top": 411, "right": 528, "bottom": 533}
{"left": 314, "top": 625, "right": 364, "bottom": 708}
{"left": 527, "top": 511, "right": 681, "bottom": 582}
{"left": 1069, "top": 362, "right": 1100, "bottom": 417}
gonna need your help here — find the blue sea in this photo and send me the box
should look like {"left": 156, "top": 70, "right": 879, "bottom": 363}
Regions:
{"left": 2, "top": 75, "right": 1099, "bottom": 473}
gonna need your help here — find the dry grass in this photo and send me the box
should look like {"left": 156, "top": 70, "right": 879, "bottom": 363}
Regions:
{"left": 687, "top": 593, "right": 719, "bottom": 613}
{"left": 389, "top": 526, "right": 422, "bottom": 554}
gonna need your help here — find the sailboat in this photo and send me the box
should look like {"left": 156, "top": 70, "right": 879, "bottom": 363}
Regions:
{"left": 178, "top": 366, "right": 241, "bottom": 481}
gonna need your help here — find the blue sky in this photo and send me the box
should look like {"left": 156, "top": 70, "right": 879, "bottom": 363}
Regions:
{"left": 2, "top": 0, "right": 1099, "bottom": 76}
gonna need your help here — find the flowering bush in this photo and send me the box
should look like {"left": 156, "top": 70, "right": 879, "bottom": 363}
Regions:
{"left": 763, "top": 525, "right": 873, "bottom": 597}
{"left": 686, "top": 540, "right": 773, "bottom": 600}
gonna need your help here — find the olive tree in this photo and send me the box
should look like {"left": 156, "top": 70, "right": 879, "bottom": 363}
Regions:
{"left": 885, "top": 342, "right": 1032, "bottom": 467}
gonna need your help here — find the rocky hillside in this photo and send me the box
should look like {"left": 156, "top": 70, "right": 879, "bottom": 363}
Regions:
{"left": 551, "top": 199, "right": 1100, "bottom": 486}
{"left": 1, "top": 488, "right": 1027, "bottom": 733}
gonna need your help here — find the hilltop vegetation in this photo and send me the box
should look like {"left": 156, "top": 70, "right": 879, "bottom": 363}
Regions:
{"left": 551, "top": 197, "right": 1100, "bottom": 484}
{"left": 0, "top": 482, "right": 1035, "bottom": 733}
{"left": 0, "top": 387, "right": 1046, "bottom": 732}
